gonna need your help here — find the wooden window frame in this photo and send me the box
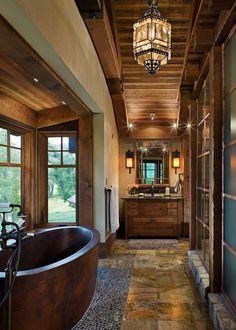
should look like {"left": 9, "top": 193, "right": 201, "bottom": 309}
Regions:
{"left": 37, "top": 130, "right": 79, "bottom": 227}
{"left": 0, "top": 119, "right": 35, "bottom": 229}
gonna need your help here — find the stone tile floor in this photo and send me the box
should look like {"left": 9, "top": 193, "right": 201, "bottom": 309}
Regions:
{"left": 99, "top": 239, "right": 214, "bottom": 330}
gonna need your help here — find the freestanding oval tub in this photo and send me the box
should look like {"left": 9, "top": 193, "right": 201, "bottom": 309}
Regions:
{"left": 0, "top": 226, "right": 100, "bottom": 330}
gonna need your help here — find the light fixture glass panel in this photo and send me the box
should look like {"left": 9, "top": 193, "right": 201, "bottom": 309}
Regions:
{"left": 173, "top": 157, "right": 180, "bottom": 168}
{"left": 126, "top": 158, "right": 133, "bottom": 168}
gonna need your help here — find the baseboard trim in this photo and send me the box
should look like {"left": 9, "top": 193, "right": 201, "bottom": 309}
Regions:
{"left": 99, "top": 233, "right": 116, "bottom": 259}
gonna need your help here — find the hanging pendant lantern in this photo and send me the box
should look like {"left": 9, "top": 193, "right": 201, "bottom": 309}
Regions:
{"left": 133, "top": 0, "right": 171, "bottom": 75}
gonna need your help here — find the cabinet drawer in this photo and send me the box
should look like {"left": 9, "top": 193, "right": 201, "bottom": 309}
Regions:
{"left": 140, "top": 203, "right": 166, "bottom": 216}
{"left": 131, "top": 217, "right": 175, "bottom": 224}
{"left": 128, "top": 222, "right": 177, "bottom": 237}
{"left": 127, "top": 202, "right": 138, "bottom": 209}
{"left": 167, "top": 202, "right": 177, "bottom": 209}
{"left": 127, "top": 208, "right": 139, "bottom": 216}
{"left": 167, "top": 208, "right": 178, "bottom": 216}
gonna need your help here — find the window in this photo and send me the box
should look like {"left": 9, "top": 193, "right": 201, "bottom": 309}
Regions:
{"left": 47, "top": 135, "right": 77, "bottom": 223}
{"left": 0, "top": 126, "right": 22, "bottom": 224}
{"left": 142, "top": 160, "right": 163, "bottom": 184}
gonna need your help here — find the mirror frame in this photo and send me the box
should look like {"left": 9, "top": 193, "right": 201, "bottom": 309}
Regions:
{"left": 135, "top": 140, "right": 170, "bottom": 186}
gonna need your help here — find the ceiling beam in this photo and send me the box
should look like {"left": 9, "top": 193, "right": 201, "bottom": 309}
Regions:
{"left": 176, "top": 0, "right": 205, "bottom": 102}
{"left": 107, "top": 78, "right": 128, "bottom": 132}
{"left": 75, "top": 0, "right": 102, "bottom": 13}
{"left": 37, "top": 106, "right": 80, "bottom": 128}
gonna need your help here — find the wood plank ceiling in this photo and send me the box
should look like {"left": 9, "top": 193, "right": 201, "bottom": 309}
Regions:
{"left": 0, "top": 16, "right": 90, "bottom": 117}
{"left": 112, "top": 0, "right": 192, "bottom": 127}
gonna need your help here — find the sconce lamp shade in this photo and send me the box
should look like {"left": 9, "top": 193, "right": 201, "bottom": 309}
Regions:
{"left": 126, "top": 150, "right": 134, "bottom": 174}
{"left": 172, "top": 150, "right": 180, "bottom": 174}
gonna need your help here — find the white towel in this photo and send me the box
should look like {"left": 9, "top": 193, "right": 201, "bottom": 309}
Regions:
{"left": 110, "top": 186, "right": 119, "bottom": 233}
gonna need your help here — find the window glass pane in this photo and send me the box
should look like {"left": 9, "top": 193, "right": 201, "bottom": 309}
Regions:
{"left": 48, "top": 137, "right": 61, "bottom": 150}
{"left": 63, "top": 152, "right": 76, "bottom": 165}
{"left": 197, "top": 122, "right": 203, "bottom": 155}
{"left": 197, "top": 89, "right": 204, "bottom": 124}
{"left": 196, "top": 220, "right": 204, "bottom": 262}
{"left": 0, "top": 146, "right": 8, "bottom": 162}
{"left": 204, "top": 154, "right": 209, "bottom": 189}
{"left": 0, "top": 128, "right": 7, "bottom": 145}
{"left": 196, "top": 189, "right": 204, "bottom": 220}
{"left": 0, "top": 167, "right": 21, "bottom": 204}
{"left": 63, "top": 137, "right": 69, "bottom": 150}
{"left": 48, "top": 167, "right": 76, "bottom": 222}
{"left": 205, "top": 228, "right": 209, "bottom": 269}
{"left": 10, "top": 148, "right": 21, "bottom": 164}
{"left": 204, "top": 192, "right": 209, "bottom": 226}
{"left": 10, "top": 133, "right": 21, "bottom": 148}
{"left": 48, "top": 151, "right": 61, "bottom": 165}
{"left": 204, "top": 116, "right": 210, "bottom": 151}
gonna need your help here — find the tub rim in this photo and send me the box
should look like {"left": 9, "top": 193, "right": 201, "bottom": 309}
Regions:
{"left": 0, "top": 226, "right": 100, "bottom": 278}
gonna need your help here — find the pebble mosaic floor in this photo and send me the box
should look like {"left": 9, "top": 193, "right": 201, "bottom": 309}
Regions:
{"left": 73, "top": 268, "right": 132, "bottom": 330}
{"left": 99, "top": 239, "right": 214, "bottom": 330}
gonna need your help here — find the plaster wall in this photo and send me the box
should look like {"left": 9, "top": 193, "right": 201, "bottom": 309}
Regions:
{"left": 0, "top": 0, "right": 119, "bottom": 242}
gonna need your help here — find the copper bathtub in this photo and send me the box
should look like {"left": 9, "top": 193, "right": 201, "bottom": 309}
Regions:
{"left": 0, "top": 226, "right": 100, "bottom": 330}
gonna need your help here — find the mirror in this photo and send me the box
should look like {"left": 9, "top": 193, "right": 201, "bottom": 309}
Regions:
{"left": 136, "top": 140, "right": 169, "bottom": 185}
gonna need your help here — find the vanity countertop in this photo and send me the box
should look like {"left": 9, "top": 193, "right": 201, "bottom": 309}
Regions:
{"left": 122, "top": 194, "right": 183, "bottom": 200}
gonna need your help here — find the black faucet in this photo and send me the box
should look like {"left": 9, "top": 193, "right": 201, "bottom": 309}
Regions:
{"left": 151, "top": 181, "right": 155, "bottom": 197}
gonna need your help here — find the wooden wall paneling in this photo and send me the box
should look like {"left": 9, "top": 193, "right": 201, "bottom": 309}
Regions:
{"left": 0, "top": 93, "right": 36, "bottom": 127}
{"left": 36, "top": 132, "right": 47, "bottom": 227}
{"left": 189, "top": 102, "right": 197, "bottom": 249}
{"left": 23, "top": 131, "right": 36, "bottom": 229}
{"left": 37, "top": 106, "right": 79, "bottom": 128}
{"left": 209, "top": 46, "right": 223, "bottom": 292}
{"left": 78, "top": 116, "right": 93, "bottom": 227}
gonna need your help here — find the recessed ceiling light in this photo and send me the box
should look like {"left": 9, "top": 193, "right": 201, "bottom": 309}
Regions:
{"left": 61, "top": 101, "right": 66, "bottom": 105}
{"left": 173, "top": 123, "right": 178, "bottom": 129}
{"left": 128, "top": 122, "right": 133, "bottom": 129}
{"left": 163, "top": 147, "right": 166, "bottom": 152}
{"left": 187, "top": 123, "right": 191, "bottom": 129}
{"left": 33, "top": 77, "right": 39, "bottom": 82}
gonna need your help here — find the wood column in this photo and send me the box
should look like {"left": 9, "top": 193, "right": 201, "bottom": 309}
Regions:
{"left": 79, "top": 116, "right": 93, "bottom": 227}
{"left": 189, "top": 102, "right": 197, "bottom": 250}
{"left": 209, "top": 46, "right": 223, "bottom": 292}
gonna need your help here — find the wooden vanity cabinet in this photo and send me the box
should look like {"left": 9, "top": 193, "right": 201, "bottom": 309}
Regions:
{"left": 124, "top": 198, "right": 183, "bottom": 238}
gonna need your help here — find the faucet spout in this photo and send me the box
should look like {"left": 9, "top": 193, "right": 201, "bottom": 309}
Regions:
{"left": 151, "top": 181, "right": 155, "bottom": 196}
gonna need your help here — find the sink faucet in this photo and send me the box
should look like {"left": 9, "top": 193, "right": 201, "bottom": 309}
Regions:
{"left": 174, "top": 173, "right": 184, "bottom": 194}
{"left": 151, "top": 181, "right": 155, "bottom": 197}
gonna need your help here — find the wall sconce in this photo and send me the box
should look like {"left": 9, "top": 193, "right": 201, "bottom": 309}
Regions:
{"left": 172, "top": 150, "right": 180, "bottom": 174}
{"left": 126, "top": 150, "right": 134, "bottom": 174}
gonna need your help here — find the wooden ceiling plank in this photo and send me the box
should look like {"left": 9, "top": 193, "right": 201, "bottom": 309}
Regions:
{"left": 0, "top": 16, "right": 90, "bottom": 115}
